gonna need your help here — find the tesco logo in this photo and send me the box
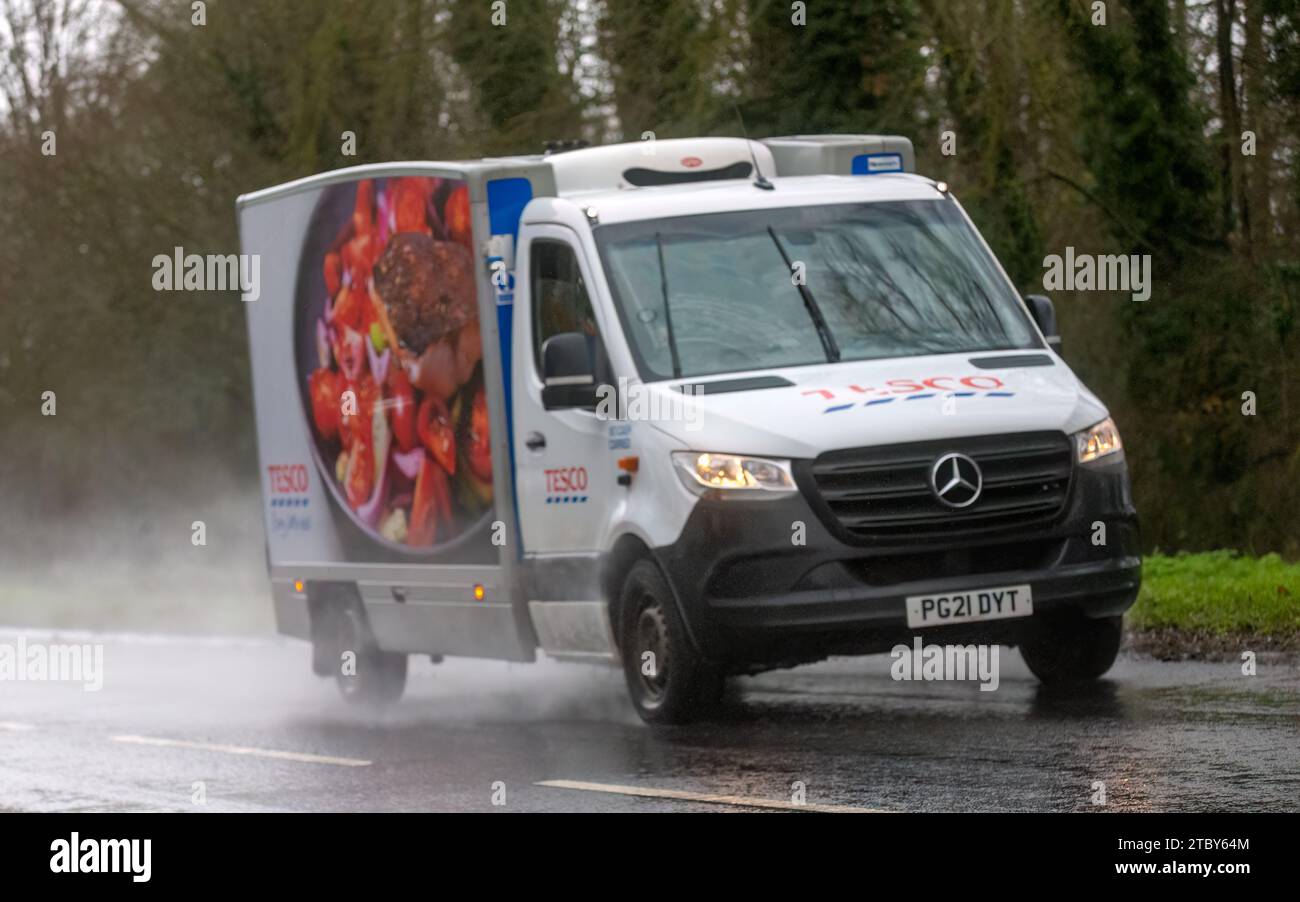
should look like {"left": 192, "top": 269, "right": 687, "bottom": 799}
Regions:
{"left": 267, "top": 463, "right": 309, "bottom": 494}
{"left": 802, "top": 375, "right": 1006, "bottom": 401}
{"left": 545, "top": 466, "right": 588, "bottom": 494}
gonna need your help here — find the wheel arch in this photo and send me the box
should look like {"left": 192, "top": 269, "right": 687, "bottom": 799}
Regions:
{"left": 601, "top": 533, "right": 705, "bottom": 656}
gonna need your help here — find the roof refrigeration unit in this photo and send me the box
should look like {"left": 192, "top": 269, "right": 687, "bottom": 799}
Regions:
{"left": 762, "top": 133, "right": 916, "bottom": 177}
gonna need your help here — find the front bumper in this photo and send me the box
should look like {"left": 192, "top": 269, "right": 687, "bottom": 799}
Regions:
{"left": 653, "top": 455, "right": 1140, "bottom": 671}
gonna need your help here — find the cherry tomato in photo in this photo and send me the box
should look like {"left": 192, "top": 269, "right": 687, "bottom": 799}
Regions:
{"left": 308, "top": 368, "right": 340, "bottom": 441}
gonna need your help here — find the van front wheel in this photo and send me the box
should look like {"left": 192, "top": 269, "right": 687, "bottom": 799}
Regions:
{"left": 1019, "top": 614, "right": 1122, "bottom": 683}
{"left": 619, "top": 560, "right": 723, "bottom": 724}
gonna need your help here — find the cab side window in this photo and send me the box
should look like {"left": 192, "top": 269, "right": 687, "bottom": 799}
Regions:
{"left": 532, "top": 239, "right": 597, "bottom": 375}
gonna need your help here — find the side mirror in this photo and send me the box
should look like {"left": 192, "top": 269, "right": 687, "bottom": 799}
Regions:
{"left": 1024, "top": 294, "right": 1062, "bottom": 354}
{"left": 542, "top": 332, "right": 601, "bottom": 410}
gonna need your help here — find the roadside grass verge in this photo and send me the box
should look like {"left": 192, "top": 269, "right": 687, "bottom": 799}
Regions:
{"left": 1128, "top": 552, "right": 1300, "bottom": 653}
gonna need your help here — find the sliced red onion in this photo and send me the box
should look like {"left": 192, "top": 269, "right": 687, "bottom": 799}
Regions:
{"left": 377, "top": 188, "right": 391, "bottom": 246}
{"left": 316, "top": 318, "right": 331, "bottom": 369}
{"left": 367, "top": 341, "right": 391, "bottom": 385}
{"left": 356, "top": 463, "right": 389, "bottom": 528}
{"left": 324, "top": 294, "right": 334, "bottom": 324}
{"left": 392, "top": 446, "right": 424, "bottom": 480}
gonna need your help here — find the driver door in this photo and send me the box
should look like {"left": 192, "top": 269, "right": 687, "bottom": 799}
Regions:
{"left": 512, "top": 224, "right": 617, "bottom": 556}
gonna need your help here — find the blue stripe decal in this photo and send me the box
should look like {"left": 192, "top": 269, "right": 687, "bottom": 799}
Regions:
{"left": 824, "top": 403, "right": 855, "bottom": 414}
{"left": 486, "top": 177, "right": 534, "bottom": 556}
{"left": 846, "top": 390, "right": 1017, "bottom": 411}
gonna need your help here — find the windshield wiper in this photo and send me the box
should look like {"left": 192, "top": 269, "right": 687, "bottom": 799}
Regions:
{"left": 654, "top": 232, "right": 684, "bottom": 378}
{"left": 767, "top": 226, "right": 840, "bottom": 363}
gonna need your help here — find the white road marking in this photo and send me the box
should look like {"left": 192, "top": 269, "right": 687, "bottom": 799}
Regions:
{"left": 0, "top": 722, "right": 37, "bottom": 732}
{"left": 110, "top": 734, "right": 371, "bottom": 767}
{"left": 536, "top": 779, "right": 889, "bottom": 813}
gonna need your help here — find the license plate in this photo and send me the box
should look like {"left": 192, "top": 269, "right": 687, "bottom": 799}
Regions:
{"left": 905, "top": 584, "right": 1033, "bottom": 628}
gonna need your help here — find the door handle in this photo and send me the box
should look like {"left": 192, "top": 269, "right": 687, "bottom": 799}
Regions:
{"left": 525, "top": 432, "right": 546, "bottom": 451}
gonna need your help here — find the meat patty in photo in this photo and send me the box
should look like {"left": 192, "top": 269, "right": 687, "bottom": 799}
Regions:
{"left": 373, "top": 233, "right": 476, "bottom": 355}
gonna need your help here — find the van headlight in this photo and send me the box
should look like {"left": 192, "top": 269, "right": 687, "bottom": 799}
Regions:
{"left": 672, "top": 452, "right": 797, "bottom": 498}
{"left": 1074, "top": 417, "right": 1124, "bottom": 464}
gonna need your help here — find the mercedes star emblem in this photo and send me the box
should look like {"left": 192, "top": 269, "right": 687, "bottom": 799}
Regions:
{"left": 930, "top": 452, "right": 983, "bottom": 508}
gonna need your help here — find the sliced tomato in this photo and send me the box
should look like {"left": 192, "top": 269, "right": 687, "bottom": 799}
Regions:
{"left": 408, "top": 453, "right": 445, "bottom": 547}
{"left": 417, "top": 396, "right": 456, "bottom": 475}
{"left": 344, "top": 435, "right": 374, "bottom": 510}
{"left": 337, "top": 378, "right": 353, "bottom": 446}
{"left": 355, "top": 374, "right": 379, "bottom": 446}
{"left": 432, "top": 458, "right": 452, "bottom": 524}
{"left": 331, "top": 283, "right": 368, "bottom": 333}
{"left": 388, "top": 367, "right": 417, "bottom": 452}
{"left": 466, "top": 385, "right": 492, "bottom": 481}
{"left": 353, "top": 179, "right": 375, "bottom": 236}
{"left": 338, "top": 372, "right": 378, "bottom": 449}
{"left": 308, "top": 368, "right": 340, "bottom": 441}
{"left": 341, "top": 233, "right": 376, "bottom": 290}
{"left": 323, "top": 252, "right": 342, "bottom": 298}
{"left": 393, "top": 177, "right": 430, "bottom": 234}
{"left": 445, "top": 185, "right": 471, "bottom": 248}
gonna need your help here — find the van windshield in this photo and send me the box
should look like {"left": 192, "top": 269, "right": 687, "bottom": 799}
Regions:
{"left": 593, "top": 200, "right": 1041, "bottom": 381}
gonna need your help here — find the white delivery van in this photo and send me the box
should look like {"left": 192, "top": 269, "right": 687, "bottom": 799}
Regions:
{"left": 237, "top": 134, "right": 1140, "bottom": 723}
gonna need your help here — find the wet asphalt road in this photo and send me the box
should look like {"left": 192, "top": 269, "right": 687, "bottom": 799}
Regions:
{"left": 1, "top": 628, "right": 1297, "bottom": 812}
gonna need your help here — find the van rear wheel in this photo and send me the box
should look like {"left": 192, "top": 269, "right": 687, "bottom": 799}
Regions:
{"left": 334, "top": 604, "right": 407, "bottom": 706}
{"left": 618, "top": 560, "right": 723, "bottom": 724}
{"left": 1019, "top": 613, "right": 1122, "bottom": 683}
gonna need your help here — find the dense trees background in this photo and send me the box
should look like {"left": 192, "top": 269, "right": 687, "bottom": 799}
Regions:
{"left": 2, "top": 0, "right": 1298, "bottom": 573}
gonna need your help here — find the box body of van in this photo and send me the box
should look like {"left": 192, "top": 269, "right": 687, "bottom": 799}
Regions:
{"left": 238, "top": 135, "right": 1140, "bottom": 722}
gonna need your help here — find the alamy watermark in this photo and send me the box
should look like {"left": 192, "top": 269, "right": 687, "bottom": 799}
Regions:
{"left": 595, "top": 377, "right": 703, "bottom": 430}
{"left": 50, "top": 833, "right": 150, "bottom": 882}
{"left": 0, "top": 636, "right": 103, "bottom": 691}
{"left": 891, "top": 638, "right": 999, "bottom": 692}
{"left": 151, "top": 247, "right": 260, "bottom": 301}
{"left": 1042, "top": 247, "right": 1151, "bottom": 302}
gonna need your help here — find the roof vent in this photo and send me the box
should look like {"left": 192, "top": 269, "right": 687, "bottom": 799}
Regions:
{"left": 622, "top": 161, "right": 752, "bottom": 187}
{"left": 548, "top": 138, "right": 777, "bottom": 195}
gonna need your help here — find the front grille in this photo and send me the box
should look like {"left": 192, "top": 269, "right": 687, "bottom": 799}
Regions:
{"left": 806, "top": 431, "right": 1073, "bottom": 542}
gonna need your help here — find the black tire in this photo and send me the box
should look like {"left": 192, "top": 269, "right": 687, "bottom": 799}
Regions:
{"left": 1019, "top": 614, "right": 1123, "bottom": 683}
{"left": 618, "top": 559, "right": 723, "bottom": 724}
{"left": 334, "top": 603, "right": 408, "bottom": 706}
